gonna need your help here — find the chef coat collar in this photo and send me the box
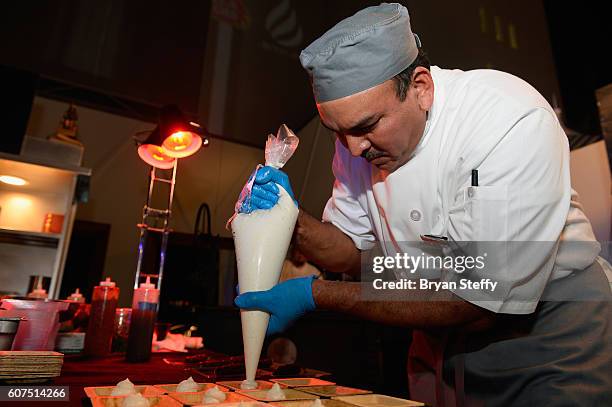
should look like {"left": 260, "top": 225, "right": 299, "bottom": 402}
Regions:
{"left": 408, "top": 66, "right": 443, "bottom": 159}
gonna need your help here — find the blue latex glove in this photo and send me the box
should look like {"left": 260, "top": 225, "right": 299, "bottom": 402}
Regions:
{"left": 239, "top": 166, "right": 296, "bottom": 213}
{"left": 234, "top": 276, "right": 316, "bottom": 336}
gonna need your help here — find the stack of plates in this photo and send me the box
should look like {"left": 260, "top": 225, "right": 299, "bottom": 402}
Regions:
{"left": 0, "top": 351, "right": 63, "bottom": 382}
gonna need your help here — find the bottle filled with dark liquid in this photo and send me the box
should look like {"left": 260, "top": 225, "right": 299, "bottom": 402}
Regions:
{"left": 84, "top": 278, "right": 119, "bottom": 357}
{"left": 126, "top": 277, "right": 159, "bottom": 362}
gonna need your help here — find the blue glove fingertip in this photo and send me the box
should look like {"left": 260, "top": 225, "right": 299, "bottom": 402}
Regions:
{"left": 251, "top": 195, "right": 273, "bottom": 211}
{"left": 234, "top": 295, "right": 244, "bottom": 308}
{"left": 252, "top": 185, "right": 280, "bottom": 203}
{"left": 260, "top": 182, "right": 279, "bottom": 195}
{"left": 254, "top": 166, "right": 273, "bottom": 184}
{"left": 235, "top": 291, "right": 257, "bottom": 308}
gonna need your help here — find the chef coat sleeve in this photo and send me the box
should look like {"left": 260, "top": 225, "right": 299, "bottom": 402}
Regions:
{"left": 322, "top": 139, "right": 377, "bottom": 251}
{"left": 446, "top": 107, "right": 572, "bottom": 314}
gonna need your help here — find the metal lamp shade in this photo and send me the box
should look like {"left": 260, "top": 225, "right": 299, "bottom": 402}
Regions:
{"left": 157, "top": 105, "right": 204, "bottom": 158}
{"left": 137, "top": 127, "right": 176, "bottom": 169}
{"left": 162, "top": 129, "right": 202, "bottom": 158}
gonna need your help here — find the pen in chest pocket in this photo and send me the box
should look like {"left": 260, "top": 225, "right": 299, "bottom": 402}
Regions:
{"left": 420, "top": 170, "right": 480, "bottom": 244}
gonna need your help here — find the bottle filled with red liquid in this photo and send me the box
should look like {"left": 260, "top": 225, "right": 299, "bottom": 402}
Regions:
{"left": 126, "top": 277, "right": 159, "bottom": 362}
{"left": 84, "top": 278, "right": 119, "bottom": 357}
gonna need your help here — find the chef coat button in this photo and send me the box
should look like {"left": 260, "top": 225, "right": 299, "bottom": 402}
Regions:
{"left": 410, "top": 210, "right": 421, "bottom": 221}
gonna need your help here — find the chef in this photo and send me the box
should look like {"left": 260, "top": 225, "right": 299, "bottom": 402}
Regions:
{"left": 234, "top": 3, "right": 612, "bottom": 405}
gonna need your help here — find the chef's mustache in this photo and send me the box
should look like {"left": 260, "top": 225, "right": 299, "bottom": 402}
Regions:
{"left": 362, "top": 149, "right": 385, "bottom": 161}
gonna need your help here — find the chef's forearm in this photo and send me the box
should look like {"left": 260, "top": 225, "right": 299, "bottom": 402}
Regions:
{"left": 311, "top": 279, "right": 496, "bottom": 330}
{"left": 294, "top": 209, "right": 361, "bottom": 276}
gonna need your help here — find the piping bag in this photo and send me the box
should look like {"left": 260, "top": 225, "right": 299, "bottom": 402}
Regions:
{"left": 228, "top": 124, "right": 299, "bottom": 389}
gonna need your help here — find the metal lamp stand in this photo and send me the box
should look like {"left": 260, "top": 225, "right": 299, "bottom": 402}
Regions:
{"left": 133, "top": 161, "right": 177, "bottom": 290}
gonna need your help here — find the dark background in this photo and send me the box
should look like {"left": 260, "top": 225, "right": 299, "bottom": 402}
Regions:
{"left": 1, "top": 1, "right": 609, "bottom": 143}
{"left": 543, "top": 0, "right": 611, "bottom": 135}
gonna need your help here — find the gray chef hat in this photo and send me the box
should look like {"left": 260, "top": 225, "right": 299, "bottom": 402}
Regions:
{"left": 300, "top": 3, "right": 420, "bottom": 103}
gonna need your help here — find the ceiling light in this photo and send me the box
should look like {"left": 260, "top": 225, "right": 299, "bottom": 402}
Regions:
{"left": 0, "top": 175, "right": 27, "bottom": 186}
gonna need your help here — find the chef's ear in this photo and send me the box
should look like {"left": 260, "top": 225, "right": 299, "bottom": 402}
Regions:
{"left": 411, "top": 67, "right": 434, "bottom": 111}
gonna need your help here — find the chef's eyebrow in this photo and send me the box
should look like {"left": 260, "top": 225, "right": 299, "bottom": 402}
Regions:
{"left": 348, "top": 115, "right": 380, "bottom": 131}
{"left": 320, "top": 115, "right": 380, "bottom": 133}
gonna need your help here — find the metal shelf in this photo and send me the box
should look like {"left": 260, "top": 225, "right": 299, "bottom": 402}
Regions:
{"left": 0, "top": 151, "right": 91, "bottom": 176}
{"left": 0, "top": 228, "right": 60, "bottom": 248}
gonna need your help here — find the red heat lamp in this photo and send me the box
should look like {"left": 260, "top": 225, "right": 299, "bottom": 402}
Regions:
{"left": 137, "top": 142, "right": 175, "bottom": 169}
{"left": 136, "top": 105, "right": 207, "bottom": 168}
{"left": 130, "top": 105, "right": 209, "bottom": 363}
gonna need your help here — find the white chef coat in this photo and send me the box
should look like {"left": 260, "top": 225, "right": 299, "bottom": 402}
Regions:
{"left": 322, "top": 66, "right": 600, "bottom": 314}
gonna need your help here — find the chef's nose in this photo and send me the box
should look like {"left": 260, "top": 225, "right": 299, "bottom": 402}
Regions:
{"left": 346, "top": 137, "right": 371, "bottom": 157}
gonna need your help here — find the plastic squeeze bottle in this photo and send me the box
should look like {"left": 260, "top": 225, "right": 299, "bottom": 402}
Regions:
{"left": 84, "top": 277, "right": 119, "bottom": 357}
{"left": 26, "top": 280, "right": 48, "bottom": 299}
{"left": 66, "top": 288, "right": 85, "bottom": 303}
{"left": 126, "top": 277, "right": 159, "bottom": 362}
